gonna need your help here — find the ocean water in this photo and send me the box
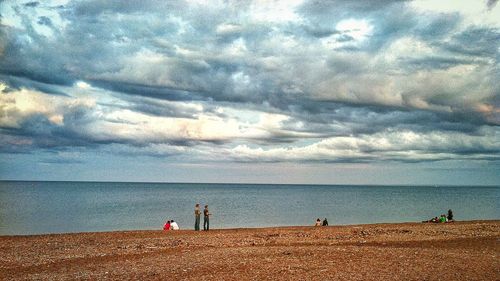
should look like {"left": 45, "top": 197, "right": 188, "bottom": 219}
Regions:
{"left": 0, "top": 181, "right": 498, "bottom": 235}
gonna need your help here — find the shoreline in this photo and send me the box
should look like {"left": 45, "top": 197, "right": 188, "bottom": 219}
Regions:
{"left": 1, "top": 220, "right": 498, "bottom": 280}
{"left": 3, "top": 219, "right": 498, "bottom": 237}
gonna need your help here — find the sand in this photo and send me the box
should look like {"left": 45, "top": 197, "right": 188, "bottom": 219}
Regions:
{"left": 1, "top": 220, "right": 498, "bottom": 280}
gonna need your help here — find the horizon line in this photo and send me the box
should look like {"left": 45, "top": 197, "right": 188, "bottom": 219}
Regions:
{"left": 0, "top": 179, "right": 497, "bottom": 188}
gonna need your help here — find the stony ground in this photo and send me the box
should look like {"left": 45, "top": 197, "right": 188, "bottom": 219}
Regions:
{"left": 1, "top": 220, "right": 499, "bottom": 280}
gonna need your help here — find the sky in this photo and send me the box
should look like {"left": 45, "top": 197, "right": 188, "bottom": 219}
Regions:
{"left": 0, "top": 0, "right": 499, "bottom": 185}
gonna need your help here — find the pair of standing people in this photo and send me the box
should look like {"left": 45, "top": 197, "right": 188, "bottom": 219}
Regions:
{"left": 194, "top": 204, "right": 211, "bottom": 231}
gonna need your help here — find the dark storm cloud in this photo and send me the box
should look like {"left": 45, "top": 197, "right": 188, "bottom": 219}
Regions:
{"left": 0, "top": 75, "right": 70, "bottom": 96}
{"left": 23, "top": 2, "right": 39, "bottom": 8}
{"left": 89, "top": 80, "right": 207, "bottom": 102}
{"left": 0, "top": 109, "right": 97, "bottom": 153}
{"left": 37, "top": 16, "right": 52, "bottom": 26}
{"left": 283, "top": 100, "right": 490, "bottom": 137}
{"left": 0, "top": 25, "right": 75, "bottom": 86}
{"left": 442, "top": 27, "right": 500, "bottom": 57}
{"left": 403, "top": 56, "right": 481, "bottom": 70}
{"left": 414, "top": 12, "right": 461, "bottom": 40}
{"left": 118, "top": 95, "right": 206, "bottom": 119}
{"left": 299, "top": 24, "right": 340, "bottom": 38}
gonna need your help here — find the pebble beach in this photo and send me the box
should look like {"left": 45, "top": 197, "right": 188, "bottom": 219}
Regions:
{"left": 1, "top": 220, "right": 498, "bottom": 280}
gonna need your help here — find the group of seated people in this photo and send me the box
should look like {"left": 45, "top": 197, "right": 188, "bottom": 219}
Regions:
{"left": 315, "top": 218, "right": 328, "bottom": 226}
{"left": 424, "top": 209, "right": 454, "bottom": 223}
{"left": 163, "top": 219, "right": 180, "bottom": 230}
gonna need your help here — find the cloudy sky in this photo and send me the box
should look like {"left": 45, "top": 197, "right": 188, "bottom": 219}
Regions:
{"left": 0, "top": 0, "right": 499, "bottom": 185}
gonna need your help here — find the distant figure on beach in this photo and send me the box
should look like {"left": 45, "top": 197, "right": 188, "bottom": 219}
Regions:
{"left": 322, "top": 218, "right": 328, "bottom": 226}
{"left": 439, "top": 214, "right": 447, "bottom": 223}
{"left": 163, "top": 220, "right": 171, "bottom": 231}
{"left": 203, "top": 205, "right": 211, "bottom": 231}
{"left": 195, "top": 204, "right": 201, "bottom": 231}
{"left": 315, "top": 218, "right": 321, "bottom": 227}
{"left": 423, "top": 216, "right": 438, "bottom": 223}
{"left": 424, "top": 210, "right": 456, "bottom": 223}
{"left": 170, "top": 220, "right": 180, "bottom": 230}
{"left": 447, "top": 209, "right": 454, "bottom": 222}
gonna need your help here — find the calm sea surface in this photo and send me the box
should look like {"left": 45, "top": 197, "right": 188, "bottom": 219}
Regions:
{"left": 0, "top": 181, "right": 498, "bottom": 235}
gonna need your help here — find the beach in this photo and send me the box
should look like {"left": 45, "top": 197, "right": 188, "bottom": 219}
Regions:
{"left": 1, "top": 220, "right": 498, "bottom": 280}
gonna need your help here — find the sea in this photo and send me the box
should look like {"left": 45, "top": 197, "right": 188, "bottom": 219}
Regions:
{"left": 0, "top": 181, "right": 498, "bottom": 235}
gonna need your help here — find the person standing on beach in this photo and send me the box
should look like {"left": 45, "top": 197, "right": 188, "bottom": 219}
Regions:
{"left": 194, "top": 204, "right": 201, "bottom": 231}
{"left": 447, "top": 209, "right": 454, "bottom": 221}
{"left": 203, "top": 205, "right": 211, "bottom": 231}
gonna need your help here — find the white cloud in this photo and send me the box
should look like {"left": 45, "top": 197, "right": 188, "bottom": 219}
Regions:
{"left": 336, "top": 19, "right": 373, "bottom": 41}
{"left": 216, "top": 129, "right": 500, "bottom": 163}
{"left": 75, "top": 81, "right": 91, "bottom": 89}
{"left": 216, "top": 23, "right": 242, "bottom": 35}
{"left": 0, "top": 86, "right": 95, "bottom": 128}
{"left": 249, "top": 0, "right": 304, "bottom": 23}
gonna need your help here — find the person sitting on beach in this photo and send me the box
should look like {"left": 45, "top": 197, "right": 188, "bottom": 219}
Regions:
{"left": 163, "top": 220, "right": 171, "bottom": 231}
{"left": 439, "top": 214, "right": 447, "bottom": 223}
{"left": 170, "top": 220, "right": 180, "bottom": 230}
{"left": 424, "top": 217, "right": 439, "bottom": 223}
{"left": 322, "top": 218, "right": 328, "bottom": 226}
{"left": 315, "top": 218, "right": 321, "bottom": 227}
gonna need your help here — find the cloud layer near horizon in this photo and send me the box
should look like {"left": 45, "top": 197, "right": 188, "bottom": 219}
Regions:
{"left": 0, "top": 0, "right": 499, "bottom": 168}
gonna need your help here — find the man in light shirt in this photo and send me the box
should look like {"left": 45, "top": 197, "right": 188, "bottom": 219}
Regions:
{"left": 170, "top": 219, "right": 180, "bottom": 230}
{"left": 194, "top": 204, "right": 201, "bottom": 231}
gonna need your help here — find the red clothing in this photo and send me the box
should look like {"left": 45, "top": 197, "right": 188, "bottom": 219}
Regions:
{"left": 163, "top": 222, "right": 171, "bottom": 231}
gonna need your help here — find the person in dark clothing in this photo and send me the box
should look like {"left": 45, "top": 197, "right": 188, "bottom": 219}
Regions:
{"left": 447, "top": 209, "right": 454, "bottom": 221}
{"left": 322, "top": 218, "right": 328, "bottom": 226}
{"left": 203, "top": 205, "right": 211, "bottom": 231}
